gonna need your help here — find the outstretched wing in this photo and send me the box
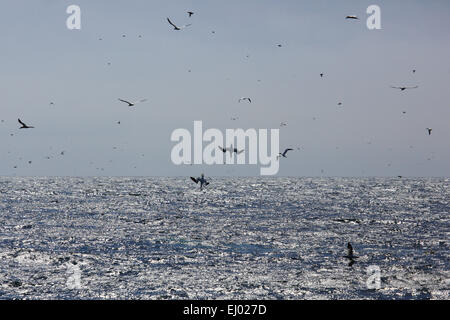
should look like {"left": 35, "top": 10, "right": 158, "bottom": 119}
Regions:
{"left": 18, "top": 118, "right": 26, "bottom": 126}
{"left": 190, "top": 177, "right": 198, "bottom": 184}
{"left": 181, "top": 24, "right": 192, "bottom": 29}
{"left": 237, "top": 149, "right": 245, "bottom": 154}
{"left": 118, "top": 98, "right": 133, "bottom": 105}
{"left": 167, "top": 18, "right": 178, "bottom": 28}
{"left": 283, "top": 148, "right": 293, "bottom": 156}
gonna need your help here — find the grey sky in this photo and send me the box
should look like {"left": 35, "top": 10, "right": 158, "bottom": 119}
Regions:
{"left": 1, "top": 0, "right": 449, "bottom": 177}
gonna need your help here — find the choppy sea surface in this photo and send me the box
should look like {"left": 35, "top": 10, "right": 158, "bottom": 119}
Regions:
{"left": 0, "top": 177, "right": 448, "bottom": 300}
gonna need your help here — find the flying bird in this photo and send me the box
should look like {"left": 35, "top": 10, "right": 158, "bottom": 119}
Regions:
{"left": 345, "top": 243, "right": 354, "bottom": 258}
{"left": 167, "top": 17, "right": 191, "bottom": 30}
{"left": 346, "top": 15, "right": 359, "bottom": 20}
{"left": 280, "top": 122, "right": 288, "bottom": 127}
{"left": 219, "top": 145, "right": 244, "bottom": 155}
{"left": 344, "top": 242, "right": 358, "bottom": 266}
{"left": 426, "top": 128, "right": 432, "bottom": 135}
{"left": 118, "top": 98, "right": 148, "bottom": 107}
{"left": 238, "top": 97, "right": 251, "bottom": 103}
{"left": 390, "top": 86, "right": 418, "bottom": 91}
{"left": 277, "top": 148, "right": 293, "bottom": 160}
{"left": 190, "top": 174, "right": 209, "bottom": 190}
{"left": 187, "top": 11, "right": 194, "bottom": 17}
{"left": 18, "top": 119, "right": 34, "bottom": 129}
{"left": 320, "top": 73, "right": 324, "bottom": 78}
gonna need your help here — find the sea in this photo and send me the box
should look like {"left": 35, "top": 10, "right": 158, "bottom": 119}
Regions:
{"left": 0, "top": 177, "right": 448, "bottom": 300}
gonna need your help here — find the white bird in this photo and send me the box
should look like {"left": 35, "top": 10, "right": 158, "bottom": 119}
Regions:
{"left": 118, "top": 98, "right": 148, "bottom": 107}
{"left": 238, "top": 97, "right": 252, "bottom": 103}
{"left": 190, "top": 174, "right": 209, "bottom": 190}
{"left": 167, "top": 17, "right": 191, "bottom": 30}
{"left": 277, "top": 148, "right": 293, "bottom": 160}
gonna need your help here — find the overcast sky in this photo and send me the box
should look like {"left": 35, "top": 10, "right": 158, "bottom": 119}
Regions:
{"left": 1, "top": 0, "right": 449, "bottom": 177}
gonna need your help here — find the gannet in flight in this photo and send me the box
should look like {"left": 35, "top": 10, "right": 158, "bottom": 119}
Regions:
{"left": 18, "top": 119, "right": 34, "bottom": 129}
{"left": 219, "top": 145, "right": 244, "bottom": 155}
{"left": 426, "top": 128, "right": 432, "bottom": 135}
{"left": 238, "top": 97, "right": 251, "bottom": 103}
{"left": 346, "top": 15, "right": 359, "bottom": 20}
{"left": 277, "top": 148, "right": 293, "bottom": 160}
{"left": 187, "top": 11, "right": 194, "bottom": 17}
{"left": 190, "top": 174, "right": 209, "bottom": 190}
{"left": 167, "top": 17, "right": 191, "bottom": 30}
{"left": 390, "top": 86, "right": 418, "bottom": 91}
{"left": 118, "top": 98, "right": 148, "bottom": 107}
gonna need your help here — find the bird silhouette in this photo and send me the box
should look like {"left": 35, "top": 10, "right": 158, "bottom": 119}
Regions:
{"left": 391, "top": 86, "right": 418, "bottom": 91}
{"left": 277, "top": 148, "right": 293, "bottom": 160}
{"left": 118, "top": 98, "right": 147, "bottom": 107}
{"left": 190, "top": 174, "right": 209, "bottom": 190}
{"left": 18, "top": 119, "right": 34, "bottom": 129}
{"left": 238, "top": 97, "right": 252, "bottom": 103}
{"left": 167, "top": 17, "right": 191, "bottom": 30}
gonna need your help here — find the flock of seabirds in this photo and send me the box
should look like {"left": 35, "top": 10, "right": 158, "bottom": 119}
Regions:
{"left": 3, "top": 11, "right": 438, "bottom": 265}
